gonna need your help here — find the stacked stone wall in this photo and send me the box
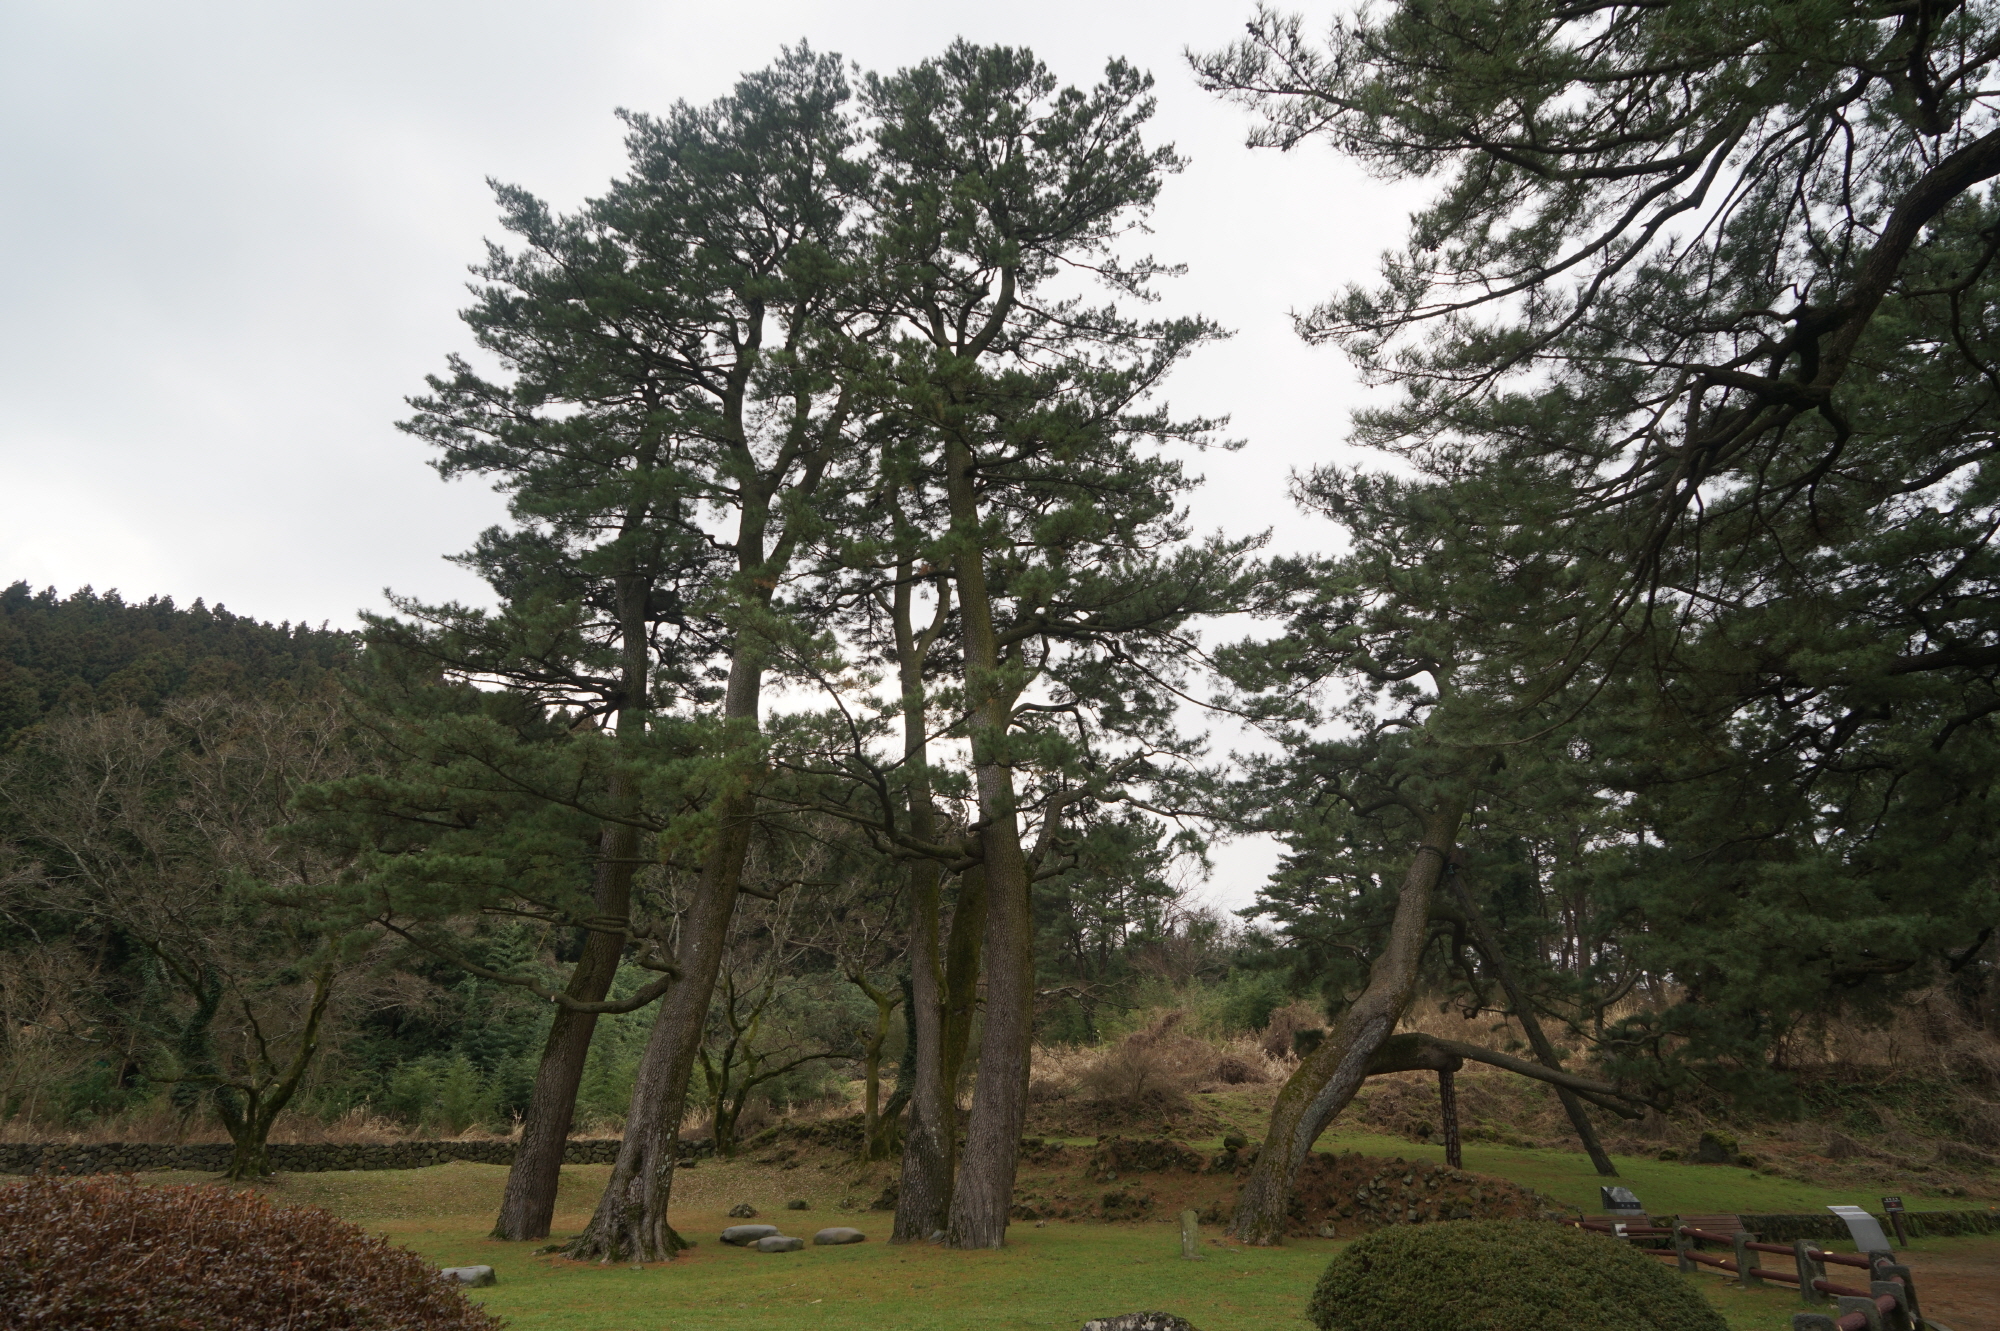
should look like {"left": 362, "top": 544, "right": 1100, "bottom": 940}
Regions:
{"left": 1734, "top": 1209, "right": 1998, "bottom": 1242}
{"left": 0, "top": 1138, "right": 665, "bottom": 1175}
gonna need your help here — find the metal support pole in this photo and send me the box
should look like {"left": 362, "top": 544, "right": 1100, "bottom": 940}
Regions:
{"left": 1872, "top": 1260, "right": 1919, "bottom": 1325}
{"left": 1871, "top": 1281, "right": 1911, "bottom": 1330}
{"left": 1438, "top": 1067, "right": 1462, "bottom": 1170}
{"left": 1834, "top": 1295, "right": 1883, "bottom": 1331}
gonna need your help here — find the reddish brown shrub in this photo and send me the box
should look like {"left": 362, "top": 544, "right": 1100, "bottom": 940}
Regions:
{"left": 0, "top": 1173, "right": 504, "bottom": 1330}
{"left": 1209, "top": 1054, "right": 1266, "bottom": 1085}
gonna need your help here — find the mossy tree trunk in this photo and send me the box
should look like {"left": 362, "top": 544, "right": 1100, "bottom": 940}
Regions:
{"left": 1228, "top": 802, "right": 1464, "bottom": 1244}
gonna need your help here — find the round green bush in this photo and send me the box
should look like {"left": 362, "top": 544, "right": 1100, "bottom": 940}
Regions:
{"left": 1306, "top": 1219, "right": 1727, "bottom": 1331}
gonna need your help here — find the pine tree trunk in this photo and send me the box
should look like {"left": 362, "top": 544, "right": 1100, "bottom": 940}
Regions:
{"left": 940, "top": 866, "right": 987, "bottom": 1099}
{"left": 1445, "top": 859, "right": 1618, "bottom": 1176}
{"left": 492, "top": 821, "right": 638, "bottom": 1240}
{"left": 895, "top": 865, "right": 984, "bottom": 1241}
{"left": 885, "top": 548, "right": 962, "bottom": 1241}
{"left": 1227, "top": 800, "right": 1464, "bottom": 1245}
{"left": 892, "top": 856, "right": 952, "bottom": 1240}
{"left": 942, "top": 824, "right": 1031, "bottom": 1248}
{"left": 498, "top": 561, "right": 660, "bottom": 1239}
{"left": 565, "top": 658, "right": 763, "bottom": 1263}
{"left": 939, "top": 434, "right": 1034, "bottom": 1250}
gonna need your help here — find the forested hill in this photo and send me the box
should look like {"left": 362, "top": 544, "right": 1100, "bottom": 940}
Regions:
{"left": 0, "top": 581, "right": 355, "bottom": 744}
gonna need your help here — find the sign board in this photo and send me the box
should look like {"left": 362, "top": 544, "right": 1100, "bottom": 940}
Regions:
{"left": 1881, "top": 1196, "right": 1904, "bottom": 1213}
{"left": 1827, "top": 1205, "right": 1892, "bottom": 1253}
{"left": 1600, "top": 1185, "right": 1644, "bottom": 1214}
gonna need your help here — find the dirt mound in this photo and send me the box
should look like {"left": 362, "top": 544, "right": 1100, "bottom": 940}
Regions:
{"left": 740, "top": 1114, "right": 868, "bottom": 1157}
{"left": 1027, "top": 1092, "right": 1227, "bottom": 1141}
{"left": 1280, "top": 1152, "right": 1553, "bottom": 1238}
{"left": 1087, "top": 1138, "right": 1206, "bottom": 1178}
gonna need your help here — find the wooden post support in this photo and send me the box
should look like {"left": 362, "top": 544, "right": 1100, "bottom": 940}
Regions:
{"left": 1180, "top": 1209, "right": 1203, "bottom": 1261}
{"left": 1437, "top": 1068, "right": 1462, "bottom": 1170}
{"left": 1794, "top": 1238, "right": 1825, "bottom": 1305}
{"left": 1734, "top": 1232, "right": 1764, "bottom": 1288}
{"left": 1674, "top": 1223, "right": 1694, "bottom": 1274}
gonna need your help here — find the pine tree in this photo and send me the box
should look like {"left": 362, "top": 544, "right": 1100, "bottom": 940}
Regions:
{"left": 858, "top": 42, "right": 1250, "bottom": 1247}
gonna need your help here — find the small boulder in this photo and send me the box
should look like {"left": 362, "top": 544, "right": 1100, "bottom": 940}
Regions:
{"left": 439, "top": 1265, "right": 497, "bottom": 1287}
{"left": 727, "top": 1201, "right": 759, "bottom": 1218}
{"left": 1082, "top": 1315, "right": 1201, "bottom": 1331}
{"left": 721, "top": 1224, "right": 781, "bottom": 1245}
{"left": 1694, "top": 1132, "right": 1736, "bottom": 1165}
{"left": 813, "top": 1227, "right": 866, "bottom": 1245}
{"left": 755, "top": 1235, "right": 805, "bottom": 1253}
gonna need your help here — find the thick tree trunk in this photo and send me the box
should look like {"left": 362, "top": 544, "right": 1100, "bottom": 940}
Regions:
{"left": 497, "top": 557, "right": 662, "bottom": 1238}
{"left": 1446, "top": 860, "right": 1618, "bottom": 1176}
{"left": 565, "top": 658, "right": 763, "bottom": 1263}
{"left": 1227, "top": 800, "right": 1465, "bottom": 1245}
{"left": 493, "top": 821, "right": 638, "bottom": 1240}
{"left": 939, "top": 434, "right": 1034, "bottom": 1250}
{"left": 896, "top": 865, "right": 983, "bottom": 1240}
{"left": 942, "top": 800, "right": 1032, "bottom": 1248}
{"left": 940, "top": 866, "right": 987, "bottom": 1099}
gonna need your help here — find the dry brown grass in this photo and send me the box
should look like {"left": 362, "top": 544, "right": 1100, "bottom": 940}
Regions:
{"left": 1029, "top": 1010, "right": 1288, "bottom": 1110}
{"left": 0, "top": 1104, "right": 519, "bottom": 1148}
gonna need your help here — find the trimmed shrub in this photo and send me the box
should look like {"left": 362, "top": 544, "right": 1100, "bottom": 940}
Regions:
{"left": 1306, "top": 1219, "right": 1726, "bottom": 1331}
{"left": 0, "top": 1174, "right": 503, "bottom": 1330}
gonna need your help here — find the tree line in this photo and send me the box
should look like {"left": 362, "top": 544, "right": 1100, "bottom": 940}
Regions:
{"left": 8, "top": 2, "right": 2000, "bottom": 1254}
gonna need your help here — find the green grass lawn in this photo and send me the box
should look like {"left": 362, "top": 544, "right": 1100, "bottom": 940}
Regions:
{"left": 140, "top": 1143, "right": 1993, "bottom": 1331}
{"left": 1303, "top": 1128, "right": 1957, "bottom": 1215}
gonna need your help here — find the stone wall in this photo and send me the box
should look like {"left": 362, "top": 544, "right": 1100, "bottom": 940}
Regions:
{"left": 1732, "top": 1210, "right": 1998, "bottom": 1242}
{"left": 0, "top": 1138, "right": 687, "bottom": 1175}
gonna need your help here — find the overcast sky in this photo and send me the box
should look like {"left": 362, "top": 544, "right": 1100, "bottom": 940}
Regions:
{"left": 0, "top": 1, "right": 1415, "bottom": 910}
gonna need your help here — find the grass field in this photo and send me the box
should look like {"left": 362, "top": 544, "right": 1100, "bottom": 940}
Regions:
{"left": 127, "top": 1128, "right": 1997, "bottom": 1331}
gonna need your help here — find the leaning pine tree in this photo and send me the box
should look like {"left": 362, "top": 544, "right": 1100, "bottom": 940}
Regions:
{"left": 317, "top": 175, "right": 729, "bottom": 1240}
{"left": 1188, "top": 0, "right": 2000, "bottom": 1225}
{"left": 1212, "top": 457, "right": 1640, "bottom": 1243}
{"left": 555, "top": 47, "right": 880, "bottom": 1264}
{"left": 323, "top": 46, "right": 875, "bottom": 1254}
